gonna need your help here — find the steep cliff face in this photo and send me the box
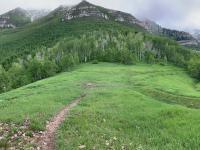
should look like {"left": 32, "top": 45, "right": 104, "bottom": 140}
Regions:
{"left": 64, "top": 1, "right": 109, "bottom": 20}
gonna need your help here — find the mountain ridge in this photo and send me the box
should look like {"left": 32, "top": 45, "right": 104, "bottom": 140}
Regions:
{"left": 0, "top": 1, "right": 196, "bottom": 40}
{"left": 0, "top": 0, "right": 198, "bottom": 48}
{"left": 57, "top": 0, "right": 198, "bottom": 46}
{"left": 0, "top": 7, "right": 50, "bottom": 28}
{"left": 63, "top": 1, "right": 145, "bottom": 29}
{"left": 143, "top": 19, "right": 198, "bottom": 46}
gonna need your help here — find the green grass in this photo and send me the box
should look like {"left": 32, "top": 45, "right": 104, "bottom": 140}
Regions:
{"left": 0, "top": 63, "right": 200, "bottom": 149}
{"left": 56, "top": 63, "right": 200, "bottom": 150}
{"left": 0, "top": 69, "right": 84, "bottom": 129}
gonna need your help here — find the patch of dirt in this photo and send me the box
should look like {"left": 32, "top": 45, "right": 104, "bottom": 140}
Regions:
{"left": 38, "top": 94, "right": 86, "bottom": 150}
{"left": 83, "top": 83, "right": 96, "bottom": 89}
{"left": 0, "top": 119, "right": 37, "bottom": 150}
{"left": 0, "top": 94, "right": 86, "bottom": 150}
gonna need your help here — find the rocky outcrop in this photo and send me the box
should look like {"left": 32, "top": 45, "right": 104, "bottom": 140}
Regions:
{"left": 0, "top": 8, "right": 30, "bottom": 28}
{"left": 64, "top": 1, "right": 109, "bottom": 21}
{"left": 108, "top": 10, "right": 144, "bottom": 26}
{"left": 0, "top": 16, "right": 16, "bottom": 28}
{"left": 63, "top": 0, "right": 145, "bottom": 28}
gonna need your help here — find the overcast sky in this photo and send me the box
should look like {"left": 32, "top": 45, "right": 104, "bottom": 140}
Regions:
{"left": 0, "top": 0, "right": 199, "bottom": 31}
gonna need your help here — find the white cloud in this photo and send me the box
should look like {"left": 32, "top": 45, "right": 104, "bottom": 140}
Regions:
{"left": 0, "top": 0, "right": 200, "bottom": 31}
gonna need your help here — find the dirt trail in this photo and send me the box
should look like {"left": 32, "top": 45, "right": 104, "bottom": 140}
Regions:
{"left": 39, "top": 94, "right": 86, "bottom": 150}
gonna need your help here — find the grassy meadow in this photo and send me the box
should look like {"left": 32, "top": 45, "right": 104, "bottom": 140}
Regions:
{"left": 0, "top": 63, "right": 200, "bottom": 149}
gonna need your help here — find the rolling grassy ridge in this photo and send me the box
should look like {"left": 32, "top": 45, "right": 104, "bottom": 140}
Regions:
{"left": 57, "top": 63, "right": 200, "bottom": 150}
{"left": 0, "top": 63, "right": 200, "bottom": 149}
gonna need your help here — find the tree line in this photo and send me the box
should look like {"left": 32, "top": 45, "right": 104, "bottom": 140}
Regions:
{"left": 0, "top": 30, "right": 199, "bottom": 93}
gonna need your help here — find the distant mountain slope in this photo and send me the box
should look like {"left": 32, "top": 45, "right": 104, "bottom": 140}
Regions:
{"left": 63, "top": 0, "right": 145, "bottom": 29}
{"left": 192, "top": 29, "right": 200, "bottom": 42}
{"left": 0, "top": 8, "right": 31, "bottom": 28}
{"left": 61, "top": 1, "right": 199, "bottom": 47}
{"left": 0, "top": 0, "right": 195, "bottom": 67}
{"left": 143, "top": 19, "right": 198, "bottom": 46}
{"left": 0, "top": 1, "right": 149, "bottom": 65}
{"left": 0, "top": 0, "right": 197, "bottom": 48}
{"left": 0, "top": 17, "right": 140, "bottom": 65}
{"left": 26, "top": 9, "right": 50, "bottom": 21}
{"left": 0, "top": 0, "right": 198, "bottom": 49}
{"left": 0, "top": 8, "right": 50, "bottom": 28}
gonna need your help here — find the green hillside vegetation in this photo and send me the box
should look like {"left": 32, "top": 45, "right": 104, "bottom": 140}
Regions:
{"left": 0, "top": 63, "right": 200, "bottom": 149}
{"left": 0, "top": 25, "right": 198, "bottom": 94}
{"left": 0, "top": 17, "right": 143, "bottom": 66}
{"left": 0, "top": 3, "right": 199, "bottom": 94}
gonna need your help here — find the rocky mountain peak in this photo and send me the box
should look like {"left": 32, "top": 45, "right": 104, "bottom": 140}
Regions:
{"left": 64, "top": 0, "right": 108, "bottom": 21}
{"left": 63, "top": 0, "right": 144, "bottom": 28}
{"left": 77, "top": 0, "right": 93, "bottom": 6}
{"left": 0, "top": 7, "right": 29, "bottom": 28}
{"left": 8, "top": 7, "right": 28, "bottom": 17}
{"left": 0, "top": 7, "right": 49, "bottom": 28}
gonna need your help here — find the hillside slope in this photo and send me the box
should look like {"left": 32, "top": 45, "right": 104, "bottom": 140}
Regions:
{"left": 144, "top": 19, "right": 198, "bottom": 46}
{"left": 0, "top": 8, "right": 50, "bottom": 28}
{"left": 0, "top": 1, "right": 197, "bottom": 98}
{"left": 0, "top": 8, "right": 31, "bottom": 28}
{"left": 0, "top": 1, "right": 147, "bottom": 65}
{"left": 0, "top": 63, "right": 200, "bottom": 149}
{"left": 0, "top": 0, "right": 198, "bottom": 57}
{"left": 0, "top": 0, "right": 193, "bottom": 67}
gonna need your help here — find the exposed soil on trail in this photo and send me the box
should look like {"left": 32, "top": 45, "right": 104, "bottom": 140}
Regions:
{"left": 83, "top": 82, "right": 96, "bottom": 89}
{"left": 38, "top": 94, "right": 86, "bottom": 150}
{"left": 0, "top": 95, "right": 86, "bottom": 150}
